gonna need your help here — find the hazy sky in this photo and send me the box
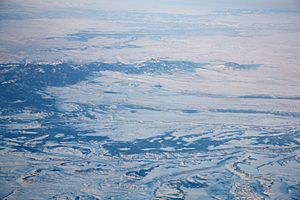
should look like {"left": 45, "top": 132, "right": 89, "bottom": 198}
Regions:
{"left": 1, "top": 0, "right": 300, "bottom": 14}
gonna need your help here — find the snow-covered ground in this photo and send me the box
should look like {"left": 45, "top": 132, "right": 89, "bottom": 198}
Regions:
{"left": 1, "top": 0, "right": 300, "bottom": 199}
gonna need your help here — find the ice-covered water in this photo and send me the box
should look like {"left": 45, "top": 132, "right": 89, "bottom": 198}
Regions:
{"left": 1, "top": 0, "right": 300, "bottom": 199}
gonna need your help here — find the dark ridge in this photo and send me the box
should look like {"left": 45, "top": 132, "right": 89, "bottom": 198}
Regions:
{"left": 250, "top": 180, "right": 269, "bottom": 198}
{"left": 181, "top": 109, "right": 200, "bottom": 114}
{"left": 216, "top": 9, "right": 300, "bottom": 16}
{"left": 182, "top": 175, "right": 208, "bottom": 188}
{"left": 239, "top": 95, "right": 300, "bottom": 100}
{"left": 103, "top": 91, "right": 119, "bottom": 94}
{"left": 210, "top": 109, "right": 300, "bottom": 118}
{"left": 125, "top": 166, "right": 157, "bottom": 178}
{"left": 122, "top": 104, "right": 162, "bottom": 112}
{"left": 223, "top": 62, "right": 261, "bottom": 69}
